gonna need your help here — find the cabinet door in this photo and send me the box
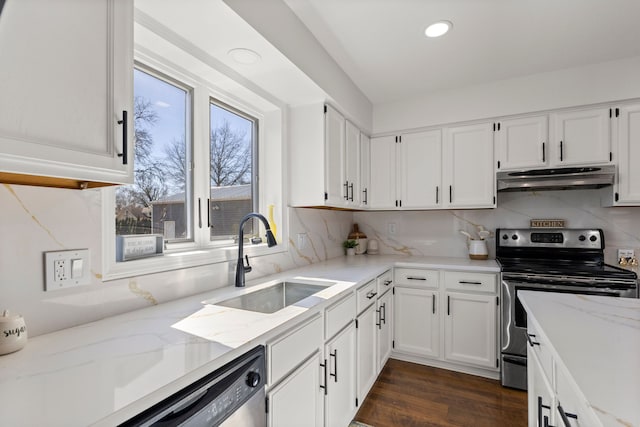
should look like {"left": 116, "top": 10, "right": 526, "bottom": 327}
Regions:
{"left": 444, "top": 292, "right": 497, "bottom": 368}
{"left": 616, "top": 104, "right": 640, "bottom": 204}
{"left": 268, "top": 351, "right": 324, "bottom": 427}
{"left": 325, "top": 322, "right": 357, "bottom": 427}
{"left": 528, "top": 347, "right": 556, "bottom": 427}
{"left": 324, "top": 105, "right": 346, "bottom": 206}
{"left": 0, "top": 0, "right": 133, "bottom": 186}
{"left": 443, "top": 123, "right": 495, "bottom": 208}
{"left": 399, "top": 130, "right": 442, "bottom": 208}
{"left": 356, "top": 304, "right": 377, "bottom": 403}
{"left": 369, "top": 135, "right": 397, "bottom": 209}
{"left": 377, "top": 289, "right": 393, "bottom": 370}
{"left": 496, "top": 116, "right": 548, "bottom": 170}
{"left": 393, "top": 287, "right": 439, "bottom": 358}
{"left": 345, "top": 120, "right": 361, "bottom": 206}
{"left": 550, "top": 108, "right": 611, "bottom": 166}
{"left": 360, "top": 134, "right": 371, "bottom": 208}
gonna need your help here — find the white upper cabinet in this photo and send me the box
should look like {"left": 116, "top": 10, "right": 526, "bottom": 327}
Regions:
{"left": 290, "top": 103, "right": 368, "bottom": 208}
{"left": 495, "top": 116, "right": 548, "bottom": 171}
{"left": 614, "top": 103, "right": 640, "bottom": 205}
{"left": 399, "top": 130, "right": 442, "bottom": 209}
{"left": 324, "top": 105, "right": 347, "bottom": 206}
{"left": 549, "top": 107, "right": 612, "bottom": 166}
{"left": 369, "top": 130, "right": 442, "bottom": 210}
{"left": 443, "top": 122, "right": 495, "bottom": 208}
{"left": 369, "top": 135, "right": 397, "bottom": 209}
{"left": 0, "top": 0, "right": 133, "bottom": 189}
{"left": 344, "top": 120, "right": 361, "bottom": 206}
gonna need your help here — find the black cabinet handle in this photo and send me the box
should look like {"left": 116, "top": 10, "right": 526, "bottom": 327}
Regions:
{"left": 383, "top": 280, "right": 392, "bottom": 286}
{"left": 432, "top": 295, "right": 435, "bottom": 314}
{"left": 407, "top": 276, "right": 427, "bottom": 281}
{"left": 381, "top": 303, "right": 386, "bottom": 324}
{"left": 363, "top": 188, "right": 368, "bottom": 204}
{"left": 543, "top": 415, "right": 555, "bottom": 427}
{"left": 542, "top": 142, "right": 546, "bottom": 163}
{"left": 527, "top": 333, "right": 540, "bottom": 347}
{"left": 436, "top": 186, "right": 439, "bottom": 204}
{"left": 319, "top": 359, "right": 327, "bottom": 395}
{"left": 376, "top": 308, "right": 382, "bottom": 329}
{"left": 343, "top": 181, "right": 349, "bottom": 200}
{"left": 449, "top": 185, "right": 452, "bottom": 203}
{"left": 560, "top": 140, "right": 563, "bottom": 161}
{"left": 348, "top": 182, "right": 354, "bottom": 201}
{"left": 459, "top": 280, "right": 482, "bottom": 285}
{"left": 557, "top": 404, "right": 578, "bottom": 426}
{"left": 117, "top": 110, "right": 128, "bottom": 165}
{"left": 366, "top": 291, "right": 377, "bottom": 299}
{"left": 329, "top": 350, "right": 338, "bottom": 382}
{"left": 198, "top": 198, "right": 202, "bottom": 228}
{"left": 538, "top": 396, "right": 551, "bottom": 427}
{"left": 207, "top": 199, "right": 211, "bottom": 228}
{"left": 447, "top": 295, "right": 450, "bottom": 315}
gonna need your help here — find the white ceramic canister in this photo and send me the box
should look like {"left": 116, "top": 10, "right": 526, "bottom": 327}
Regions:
{"left": 0, "top": 310, "right": 28, "bottom": 355}
{"left": 468, "top": 239, "right": 489, "bottom": 260}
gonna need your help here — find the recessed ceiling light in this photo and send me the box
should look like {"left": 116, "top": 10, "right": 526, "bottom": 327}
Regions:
{"left": 227, "top": 48, "right": 261, "bottom": 65}
{"left": 425, "top": 20, "right": 452, "bottom": 38}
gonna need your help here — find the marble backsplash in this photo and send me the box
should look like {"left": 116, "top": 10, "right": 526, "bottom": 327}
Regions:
{"left": 0, "top": 184, "right": 352, "bottom": 337}
{"left": 354, "top": 189, "right": 640, "bottom": 267}
{"left": 2, "top": 183, "right": 639, "bottom": 337}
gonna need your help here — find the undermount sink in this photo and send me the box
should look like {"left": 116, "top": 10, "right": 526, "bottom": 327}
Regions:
{"left": 214, "top": 281, "right": 330, "bottom": 314}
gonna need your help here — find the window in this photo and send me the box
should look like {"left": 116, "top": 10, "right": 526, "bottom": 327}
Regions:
{"left": 116, "top": 68, "right": 192, "bottom": 242}
{"left": 209, "top": 101, "right": 257, "bottom": 242}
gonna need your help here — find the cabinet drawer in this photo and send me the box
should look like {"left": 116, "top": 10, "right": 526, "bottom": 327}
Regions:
{"left": 376, "top": 269, "right": 394, "bottom": 295}
{"left": 268, "top": 314, "right": 322, "bottom": 385}
{"left": 527, "top": 321, "right": 554, "bottom": 386}
{"left": 325, "top": 293, "right": 356, "bottom": 340}
{"left": 444, "top": 271, "right": 496, "bottom": 293}
{"left": 356, "top": 280, "right": 377, "bottom": 314}
{"left": 394, "top": 268, "right": 438, "bottom": 289}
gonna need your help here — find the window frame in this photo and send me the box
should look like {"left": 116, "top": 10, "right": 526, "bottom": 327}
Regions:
{"left": 102, "top": 55, "right": 286, "bottom": 281}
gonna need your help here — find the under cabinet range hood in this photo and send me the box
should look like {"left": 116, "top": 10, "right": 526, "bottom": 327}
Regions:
{"left": 496, "top": 165, "right": 616, "bottom": 192}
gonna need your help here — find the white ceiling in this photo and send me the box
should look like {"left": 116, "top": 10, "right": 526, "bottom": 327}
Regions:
{"left": 283, "top": 0, "right": 640, "bottom": 104}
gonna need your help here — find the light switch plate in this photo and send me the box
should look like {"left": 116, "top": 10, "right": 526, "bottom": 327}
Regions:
{"left": 44, "top": 249, "right": 91, "bottom": 291}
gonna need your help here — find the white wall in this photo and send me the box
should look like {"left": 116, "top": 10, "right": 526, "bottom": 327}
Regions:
{"left": 0, "top": 183, "right": 352, "bottom": 337}
{"left": 373, "top": 56, "right": 640, "bottom": 134}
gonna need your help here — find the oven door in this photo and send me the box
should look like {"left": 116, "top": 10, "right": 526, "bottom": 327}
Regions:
{"left": 500, "top": 279, "right": 623, "bottom": 357}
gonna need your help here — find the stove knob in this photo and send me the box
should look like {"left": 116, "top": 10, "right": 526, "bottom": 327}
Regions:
{"left": 246, "top": 371, "right": 261, "bottom": 388}
{"left": 502, "top": 234, "right": 508, "bottom": 240}
{"left": 511, "top": 234, "right": 518, "bottom": 240}
{"left": 590, "top": 235, "right": 597, "bottom": 242}
{"left": 579, "top": 235, "right": 586, "bottom": 241}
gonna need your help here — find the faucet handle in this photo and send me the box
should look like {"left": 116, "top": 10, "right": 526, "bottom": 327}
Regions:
{"left": 243, "top": 254, "right": 252, "bottom": 273}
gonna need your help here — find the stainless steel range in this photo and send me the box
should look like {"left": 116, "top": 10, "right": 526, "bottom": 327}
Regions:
{"left": 497, "top": 228, "right": 638, "bottom": 390}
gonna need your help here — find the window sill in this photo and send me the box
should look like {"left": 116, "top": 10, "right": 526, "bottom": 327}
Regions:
{"left": 102, "top": 241, "right": 287, "bottom": 282}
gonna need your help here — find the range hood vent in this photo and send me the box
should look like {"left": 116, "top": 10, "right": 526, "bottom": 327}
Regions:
{"left": 497, "top": 165, "right": 616, "bottom": 192}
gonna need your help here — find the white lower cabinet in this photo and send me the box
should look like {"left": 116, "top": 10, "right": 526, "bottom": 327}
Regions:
{"left": 268, "top": 351, "right": 324, "bottom": 427}
{"left": 394, "top": 287, "right": 439, "bottom": 358}
{"left": 376, "top": 288, "right": 393, "bottom": 370}
{"left": 325, "top": 322, "right": 357, "bottom": 427}
{"left": 443, "top": 291, "right": 497, "bottom": 369}
{"left": 528, "top": 346, "right": 556, "bottom": 427}
{"left": 356, "top": 303, "right": 377, "bottom": 404}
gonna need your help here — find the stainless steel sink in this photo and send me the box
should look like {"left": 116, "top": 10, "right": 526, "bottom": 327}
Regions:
{"left": 214, "top": 281, "right": 329, "bottom": 314}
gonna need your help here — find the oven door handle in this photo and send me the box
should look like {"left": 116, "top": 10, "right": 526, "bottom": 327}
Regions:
{"left": 502, "top": 356, "right": 527, "bottom": 367}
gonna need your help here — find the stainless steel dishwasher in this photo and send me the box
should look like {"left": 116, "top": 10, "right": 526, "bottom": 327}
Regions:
{"left": 120, "top": 345, "right": 266, "bottom": 426}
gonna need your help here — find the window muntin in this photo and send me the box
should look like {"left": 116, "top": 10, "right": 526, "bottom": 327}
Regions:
{"left": 115, "top": 68, "right": 192, "bottom": 244}
{"left": 209, "top": 100, "right": 258, "bottom": 242}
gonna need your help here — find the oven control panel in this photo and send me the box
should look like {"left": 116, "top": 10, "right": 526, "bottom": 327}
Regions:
{"left": 497, "top": 228, "right": 603, "bottom": 249}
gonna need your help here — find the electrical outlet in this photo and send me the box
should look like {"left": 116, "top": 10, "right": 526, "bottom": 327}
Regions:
{"left": 44, "top": 249, "right": 90, "bottom": 291}
{"left": 297, "top": 233, "right": 308, "bottom": 249}
{"left": 388, "top": 222, "right": 397, "bottom": 235}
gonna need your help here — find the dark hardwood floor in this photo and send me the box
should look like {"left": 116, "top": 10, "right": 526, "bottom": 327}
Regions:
{"left": 354, "top": 359, "right": 528, "bottom": 427}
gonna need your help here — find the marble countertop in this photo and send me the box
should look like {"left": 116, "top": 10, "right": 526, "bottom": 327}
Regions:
{"left": 518, "top": 291, "right": 640, "bottom": 427}
{"left": 0, "top": 255, "right": 498, "bottom": 426}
